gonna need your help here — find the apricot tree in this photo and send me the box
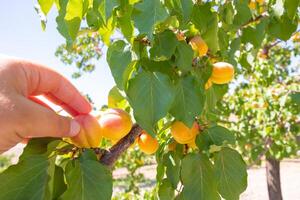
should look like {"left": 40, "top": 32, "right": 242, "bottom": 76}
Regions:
{"left": 0, "top": 0, "right": 299, "bottom": 200}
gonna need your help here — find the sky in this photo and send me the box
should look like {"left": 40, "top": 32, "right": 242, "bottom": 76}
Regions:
{"left": 0, "top": 0, "right": 115, "bottom": 108}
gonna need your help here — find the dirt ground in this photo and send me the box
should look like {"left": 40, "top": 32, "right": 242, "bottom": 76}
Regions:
{"left": 240, "top": 160, "right": 300, "bottom": 200}
{"left": 113, "top": 159, "right": 300, "bottom": 200}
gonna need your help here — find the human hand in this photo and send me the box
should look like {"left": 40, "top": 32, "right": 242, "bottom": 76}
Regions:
{"left": 0, "top": 56, "right": 92, "bottom": 154}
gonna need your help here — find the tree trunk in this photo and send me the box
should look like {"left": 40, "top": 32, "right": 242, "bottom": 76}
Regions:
{"left": 266, "top": 157, "right": 283, "bottom": 200}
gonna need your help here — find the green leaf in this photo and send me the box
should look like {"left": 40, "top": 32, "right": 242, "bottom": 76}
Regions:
{"left": 233, "top": 1, "right": 252, "bottom": 26}
{"left": 191, "top": 3, "right": 219, "bottom": 52}
{"left": 214, "top": 147, "right": 248, "bottom": 200}
{"left": 218, "top": 28, "right": 229, "bottom": 51}
{"left": 86, "top": 8, "right": 103, "bottom": 30}
{"left": 196, "top": 126, "right": 235, "bottom": 150}
{"left": 170, "top": 76, "right": 205, "bottom": 127}
{"left": 165, "top": 0, "right": 193, "bottom": 26}
{"left": 38, "top": 0, "right": 54, "bottom": 15}
{"left": 108, "top": 86, "right": 126, "bottom": 107}
{"left": 0, "top": 155, "right": 52, "bottom": 200}
{"left": 163, "top": 152, "right": 181, "bottom": 189}
{"left": 104, "top": 0, "right": 119, "bottom": 21}
{"left": 150, "top": 30, "right": 178, "bottom": 61}
{"left": 99, "top": 15, "right": 116, "bottom": 45}
{"left": 133, "top": 0, "right": 168, "bottom": 38}
{"left": 64, "top": 0, "right": 83, "bottom": 40}
{"left": 290, "top": 92, "right": 300, "bottom": 105}
{"left": 52, "top": 166, "right": 67, "bottom": 199}
{"left": 241, "top": 18, "right": 268, "bottom": 48}
{"left": 158, "top": 178, "right": 175, "bottom": 200}
{"left": 127, "top": 71, "right": 175, "bottom": 135}
{"left": 56, "top": 0, "right": 73, "bottom": 46}
{"left": 107, "top": 40, "right": 133, "bottom": 90}
{"left": 174, "top": 41, "right": 194, "bottom": 72}
{"left": 20, "top": 138, "right": 58, "bottom": 160}
{"left": 141, "top": 59, "right": 174, "bottom": 75}
{"left": 219, "top": 2, "right": 234, "bottom": 27}
{"left": 205, "top": 84, "right": 228, "bottom": 112}
{"left": 156, "top": 162, "right": 165, "bottom": 183}
{"left": 60, "top": 152, "right": 112, "bottom": 200}
{"left": 285, "top": 0, "right": 300, "bottom": 19}
{"left": 181, "top": 153, "right": 220, "bottom": 200}
{"left": 268, "top": 14, "right": 298, "bottom": 41}
{"left": 116, "top": 2, "right": 134, "bottom": 43}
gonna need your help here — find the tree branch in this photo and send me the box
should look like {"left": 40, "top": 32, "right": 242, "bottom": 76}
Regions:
{"left": 99, "top": 124, "right": 143, "bottom": 168}
{"left": 242, "top": 13, "right": 268, "bottom": 27}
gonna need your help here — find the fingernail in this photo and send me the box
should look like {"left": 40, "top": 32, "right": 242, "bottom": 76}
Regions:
{"left": 69, "top": 120, "right": 81, "bottom": 137}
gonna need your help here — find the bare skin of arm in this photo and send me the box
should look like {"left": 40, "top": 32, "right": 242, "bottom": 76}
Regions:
{"left": 0, "top": 56, "right": 92, "bottom": 154}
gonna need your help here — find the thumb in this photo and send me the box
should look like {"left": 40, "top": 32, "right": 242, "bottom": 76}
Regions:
{"left": 19, "top": 97, "right": 81, "bottom": 138}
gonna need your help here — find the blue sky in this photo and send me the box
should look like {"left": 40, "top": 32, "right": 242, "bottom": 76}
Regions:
{"left": 0, "top": 0, "right": 114, "bottom": 107}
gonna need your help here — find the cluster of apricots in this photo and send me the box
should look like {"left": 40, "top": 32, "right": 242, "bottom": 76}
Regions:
{"left": 68, "top": 108, "right": 159, "bottom": 155}
{"left": 175, "top": 32, "right": 235, "bottom": 90}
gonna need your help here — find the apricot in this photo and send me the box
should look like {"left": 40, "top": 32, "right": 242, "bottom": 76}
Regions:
{"left": 138, "top": 131, "right": 159, "bottom": 155}
{"left": 99, "top": 108, "right": 132, "bottom": 141}
{"left": 205, "top": 79, "right": 213, "bottom": 90}
{"left": 210, "top": 62, "right": 234, "bottom": 84}
{"left": 70, "top": 114, "right": 102, "bottom": 148}
{"left": 170, "top": 121, "right": 199, "bottom": 144}
{"left": 248, "top": 1, "right": 256, "bottom": 9}
{"left": 187, "top": 138, "right": 197, "bottom": 149}
{"left": 189, "top": 35, "right": 208, "bottom": 56}
{"left": 249, "top": 0, "right": 264, "bottom": 9}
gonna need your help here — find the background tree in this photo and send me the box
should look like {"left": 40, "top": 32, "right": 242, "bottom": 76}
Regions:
{"left": 220, "top": 40, "right": 300, "bottom": 200}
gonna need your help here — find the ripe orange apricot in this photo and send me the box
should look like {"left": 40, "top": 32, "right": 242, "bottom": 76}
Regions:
{"left": 189, "top": 35, "right": 208, "bottom": 56}
{"left": 248, "top": 1, "right": 256, "bottom": 9}
{"left": 138, "top": 131, "right": 159, "bottom": 155}
{"left": 70, "top": 114, "right": 102, "bottom": 148}
{"left": 187, "top": 138, "right": 197, "bottom": 149}
{"left": 210, "top": 62, "right": 234, "bottom": 84}
{"left": 99, "top": 108, "right": 132, "bottom": 141}
{"left": 171, "top": 121, "right": 199, "bottom": 144}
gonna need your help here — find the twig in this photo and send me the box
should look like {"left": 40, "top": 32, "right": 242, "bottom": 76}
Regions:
{"left": 242, "top": 13, "right": 268, "bottom": 27}
{"left": 99, "top": 124, "right": 143, "bottom": 168}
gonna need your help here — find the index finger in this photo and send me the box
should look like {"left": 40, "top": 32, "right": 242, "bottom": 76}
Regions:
{"left": 18, "top": 59, "right": 92, "bottom": 115}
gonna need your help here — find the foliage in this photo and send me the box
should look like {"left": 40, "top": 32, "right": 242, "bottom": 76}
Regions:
{"left": 1, "top": 0, "right": 300, "bottom": 200}
{"left": 55, "top": 32, "right": 103, "bottom": 78}
{"left": 220, "top": 42, "right": 300, "bottom": 164}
